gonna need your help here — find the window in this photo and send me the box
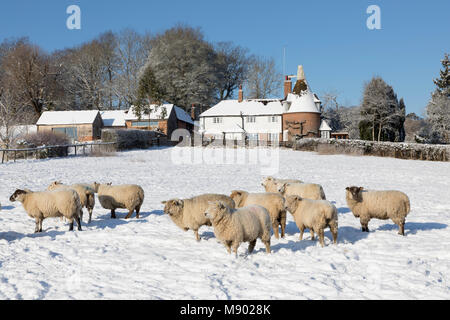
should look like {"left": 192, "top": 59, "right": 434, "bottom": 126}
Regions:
{"left": 268, "top": 116, "right": 278, "bottom": 123}
{"left": 246, "top": 116, "right": 256, "bottom": 123}
{"left": 213, "top": 117, "right": 222, "bottom": 124}
{"left": 52, "top": 127, "right": 77, "bottom": 140}
{"left": 269, "top": 133, "right": 279, "bottom": 141}
{"left": 247, "top": 133, "right": 258, "bottom": 141}
{"left": 132, "top": 121, "right": 159, "bottom": 127}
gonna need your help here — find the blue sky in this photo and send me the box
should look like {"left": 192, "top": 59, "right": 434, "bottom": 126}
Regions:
{"left": 0, "top": 0, "right": 449, "bottom": 115}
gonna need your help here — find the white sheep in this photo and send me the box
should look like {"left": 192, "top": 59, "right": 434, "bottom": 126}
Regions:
{"left": 9, "top": 189, "right": 83, "bottom": 233}
{"left": 93, "top": 182, "right": 144, "bottom": 219}
{"left": 278, "top": 182, "right": 326, "bottom": 200}
{"left": 47, "top": 181, "right": 96, "bottom": 223}
{"left": 345, "top": 186, "right": 411, "bottom": 235}
{"left": 230, "top": 190, "right": 286, "bottom": 239}
{"left": 162, "top": 193, "right": 235, "bottom": 241}
{"left": 261, "top": 177, "right": 303, "bottom": 193}
{"left": 284, "top": 195, "right": 338, "bottom": 247}
{"left": 205, "top": 201, "right": 271, "bottom": 256}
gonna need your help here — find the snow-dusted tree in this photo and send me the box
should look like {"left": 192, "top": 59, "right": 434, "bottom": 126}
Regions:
{"left": 112, "top": 29, "right": 152, "bottom": 108}
{"left": 321, "top": 90, "right": 361, "bottom": 139}
{"left": 433, "top": 53, "right": 449, "bottom": 97}
{"left": 360, "top": 77, "right": 405, "bottom": 142}
{"left": 426, "top": 93, "right": 450, "bottom": 144}
{"left": 245, "top": 56, "right": 281, "bottom": 99}
{"left": 139, "top": 25, "right": 218, "bottom": 110}
{"left": 425, "top": 53, "right": 450, "bottom": 144}
{"left": 214, "top": 42, "right": 251, "bottom": 100}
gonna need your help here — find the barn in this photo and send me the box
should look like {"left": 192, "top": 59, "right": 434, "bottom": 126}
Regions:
{"left": 124, "top": 104, "right": 194, "bottom": 137}
{"left": 36, "top": 110, "right": 103, "bottom": 142}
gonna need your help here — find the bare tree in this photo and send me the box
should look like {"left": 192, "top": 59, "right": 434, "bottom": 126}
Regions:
{"left": 1, "top": 42, "right": 60, "bottom": 118}
{"left": 214, "top": 42, "right": 250, "bottom": 100}
{"left": 112, "top": 29, "right": 151, "bottom": 108}
{"left": 245, "top": 56, "right": 281, "bottom": 99}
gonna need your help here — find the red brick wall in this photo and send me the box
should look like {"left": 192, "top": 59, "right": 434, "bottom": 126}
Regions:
{"left": 282, "top": 112, "right": 321, "bottom": 140}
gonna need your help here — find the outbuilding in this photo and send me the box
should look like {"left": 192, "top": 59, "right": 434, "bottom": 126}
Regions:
{"left": 36, "top": 110, "right": 103, "bottom": 142}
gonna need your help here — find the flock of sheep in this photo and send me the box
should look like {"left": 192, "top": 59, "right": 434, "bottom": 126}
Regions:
{"left": 4, "top": 176, "right": 411, "bottom": 257}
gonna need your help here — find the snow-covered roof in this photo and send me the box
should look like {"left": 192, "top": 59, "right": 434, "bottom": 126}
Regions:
{"left": 200, "top": 100, "right": 283, "bottom": 117}
{"left": 319, "top": 120, "right": 332, "bottom": 131}
{"left": 285, "top": 91, "right": 320, "bottom": 114}
{"left": 100, "top": 110, "right": 127, "bottom": 127}
{"left": 37, "top": 110, "right": 101, "bottom": 126}
{"left": 125, "top": 104, "right": 194, "bottom": 125}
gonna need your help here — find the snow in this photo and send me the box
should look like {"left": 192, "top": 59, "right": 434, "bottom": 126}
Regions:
{"left": 100, "top": 110, "right": 127, "bottom": 127}
{"left": 200, "top": 100, "right": 283, "bottom": 117}
{"left": 319, "top": 120, "right": 332, "bottom": 131}
{"left": 125, "top": 104, "right": 194, "bottom": 125}
{"left": 36, "top": 111, "right": 100, "bottom": 126}
{"left": 0, "top": 148, "right": 449, "bottom": 299}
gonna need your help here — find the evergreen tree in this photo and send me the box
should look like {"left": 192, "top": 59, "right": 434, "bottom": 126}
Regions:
{"left": 433, "top": 53, "right": 450, "bottom": 97}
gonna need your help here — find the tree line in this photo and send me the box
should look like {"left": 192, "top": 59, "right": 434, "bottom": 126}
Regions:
{"left": 0, "top": 25, "right": 281, "bottom": 138}
{"left": 322, "top": 53, "right": 449, "bottom": 144}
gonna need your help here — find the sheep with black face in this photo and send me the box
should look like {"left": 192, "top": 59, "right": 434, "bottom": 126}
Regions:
{"left": 345, "top": 186, "right": 410, "bottom": 235}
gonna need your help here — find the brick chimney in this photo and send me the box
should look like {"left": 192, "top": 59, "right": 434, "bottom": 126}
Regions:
{"left": 284, "top": 76, "right": 292, "bottom": 98}
{"left": 191, "top": 104, "right": 196, "bottom": 120}
{"left": 238, "top": 85, "right": 243, "bottom": 103}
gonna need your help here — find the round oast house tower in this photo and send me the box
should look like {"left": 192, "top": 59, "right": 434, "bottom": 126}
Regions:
{"left": 282, "top": 65, "right": 321, "bottom": 141}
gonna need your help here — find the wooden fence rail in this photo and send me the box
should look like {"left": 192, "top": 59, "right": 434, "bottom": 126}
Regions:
{"left": 0, "top": 142, "right": 117, "bottom": 164}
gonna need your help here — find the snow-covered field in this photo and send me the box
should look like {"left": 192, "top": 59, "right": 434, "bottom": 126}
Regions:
{"left": 0, "top": 147, "right": 449, "bottom": 300}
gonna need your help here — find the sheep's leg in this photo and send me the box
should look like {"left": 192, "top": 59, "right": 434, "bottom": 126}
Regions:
{"left": 280, "top": 211, "right": 287, "bottom": 238}
{"left": 111, "top": 209, "right": 116, "bottom": 219}
{"left": 272, "top": 222, "right": 279, "bottom": 239}
{"left": 248, "top": 240, "right": 257, "bottom": 253}
{"left": 79, "top": 209, "right": 84, "bottom": 223}
{"left": 69, "top": 218, "right": 74, "bottom": 231}
{"left": 360, "top": 217, "right": 370, "bottom": 232}
{"left": 88, "top": 207, "right": 93, "bottom": 224}
{"left": 299, "top": 226, "right": 305, "bottom": 240}
{"left": 194, "top": 230, "right": 200, "bottom": 241}
{"left": 75, "top": 216, "right": 82, "bottom": 231}
{"left": 263, "top": 239, "right": 271, "bottom": 254}
{"left": 135, "top": 205, "right": 141, "bottom": 219}
{"left": 39, "top": 219, "right": 43, "bottom": 233}
{"left": 34, "top": 218, "right": 41, "bottom": 233}
{"left": 318, "top": 229, "right": 325, "bottom": 247}
{"left": 331, "top": 225, "right": 338, "bottom": 244}
{"left": 124, "top": 209, "right": 134, "bottom": 219}
{"left": 224, "top": 241, "right": 232, "bottom": 254}
{"left": 310, "top": 229, "right": 315, "bottom": 240}
{"left": 232, "top": 242, "right": 240, "bottom": 257}
{"left": 396, "top": 219, "right": 406, "bottom": 236}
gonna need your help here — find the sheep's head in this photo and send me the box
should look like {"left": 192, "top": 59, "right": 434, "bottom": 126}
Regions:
{"left": 285, "top": 195, "right": 302, "bottom": 213}
{"left": 205, "top": 201, "right": 228, "bottom": 223}
{"left": 230, "top": 190, "right": 246, "bottom": 207}
{"left": 92, "top": 182, "right": 100, "bottom": 193}
{"left": 47, "top": 181, "right": 62, "bottom": 191}
{"left": 162, "top": 199, "right": 184, "bottom": 218}
{"left": 278, "top": 183, "right": 288, "bottom": 196}
{"left": 261, "top": 176, "right": 274, "bottom": 187}
{"left": 346, "top": 186, "right": 364, "bottom": 201}
{"left": 9, "top": 189, "right": 29, "bottom": 202}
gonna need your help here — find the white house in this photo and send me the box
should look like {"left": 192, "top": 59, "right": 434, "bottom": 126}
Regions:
{"left": 199, "top": 65, "right": 323, "bottom": 142}
{"left": 198, "top": 99, "right": 283, "bottom": 141}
